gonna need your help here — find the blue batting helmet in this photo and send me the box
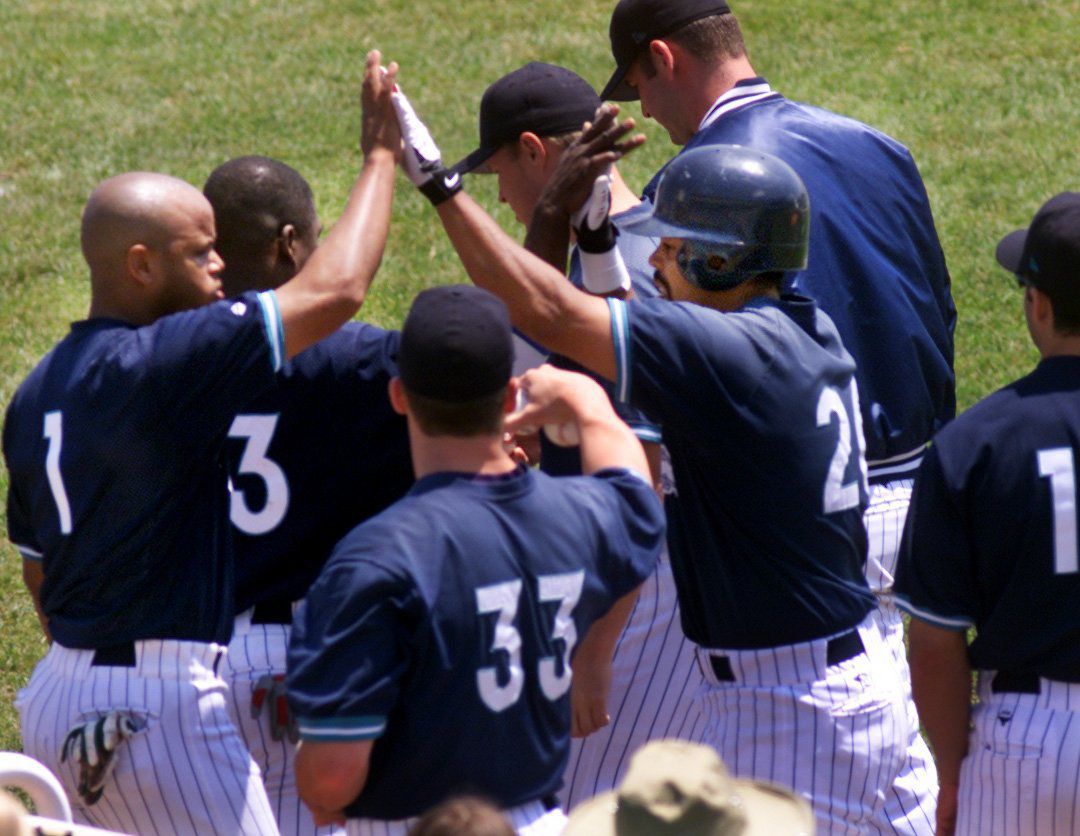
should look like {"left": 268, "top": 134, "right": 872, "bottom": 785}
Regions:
{"left": 622, "top": 145, "right": 810, "bottom": 291}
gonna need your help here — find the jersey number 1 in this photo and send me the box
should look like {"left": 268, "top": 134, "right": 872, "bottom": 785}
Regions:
{"left": 43, "top": 411, "right": 72, "bottom": 534}
{"left": 1038, "top": 448, "right": 1079, "bottom": 575}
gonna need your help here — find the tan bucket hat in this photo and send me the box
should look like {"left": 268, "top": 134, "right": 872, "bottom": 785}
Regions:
{"left": 564, "top": 740, "right": 815, "bottom": 836}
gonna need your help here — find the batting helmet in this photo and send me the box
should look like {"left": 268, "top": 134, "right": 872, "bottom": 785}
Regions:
{"left": 622, "top": 145, "right": 810, "bottom": 291}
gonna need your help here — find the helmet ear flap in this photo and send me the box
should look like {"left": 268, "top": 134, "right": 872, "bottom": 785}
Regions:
{"left": 677, "top": 241, "right": 744, "bottom": 291}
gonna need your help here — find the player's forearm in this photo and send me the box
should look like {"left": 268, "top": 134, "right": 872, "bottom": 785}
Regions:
{"left": 523, "top": 199, "right": 572, "bottom": 273}
{"left": 908, "top": 620, "right": 972, "bottom": 786}
{"left": 577, "top": 587, "right": 639, "bottom": 665}
{"left": 21, "top": 558, "right": 50, "bottom": 642}
{"left": 568, "top": 382, "right": 649, "bottom": 479}
{"left": 276, "top": 151, "right": 397, "bottom": 359}
{"left": 437, "top": 193, "right": 618, "bottom": 380}
{"left": 295, "top": 739, "right": 371, "bottom": 819}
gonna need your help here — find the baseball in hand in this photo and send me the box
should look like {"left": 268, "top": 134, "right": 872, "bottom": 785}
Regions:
{"left": 543, "top": 420, "right": 580, "bottom": 447}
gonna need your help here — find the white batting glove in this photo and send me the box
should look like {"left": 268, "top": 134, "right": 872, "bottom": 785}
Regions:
{"left": 571, "top": 172, "right": 631, "bottom": 295}
{"left": 60, "top": 712, "right": 139, "bottom": 805}
{"left": 391, "top": 86, "right": 463, "bottom": 205}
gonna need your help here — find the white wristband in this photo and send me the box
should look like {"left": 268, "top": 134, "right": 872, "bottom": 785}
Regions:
{"left": 580, "top": 247, "right": 632, "bottom": 295}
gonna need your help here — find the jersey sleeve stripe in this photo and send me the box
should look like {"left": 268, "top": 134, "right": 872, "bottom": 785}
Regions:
{"left": 297, "top": 715, "right": 387, "bottom": 741}
{"left": 608, "top": 298, "right": 631, "bottom": 404}
{"left": 894, "top": 595, "right": 973, "bottom": 630}
{"left": 628, "top": 421, "right": 662, "bottom": 444}
{"left": 256, "top": 290, "right": 285, "bottom": 373}
{"left": 14, "top": 543, "right": 43, "bottom": 560}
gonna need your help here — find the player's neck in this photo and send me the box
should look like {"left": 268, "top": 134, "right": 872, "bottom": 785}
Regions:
{"left": 687, "top": 56, "right": 758, "bottom": 132}
{"left": 409, "top": 433, "right": 518, "bottom": 480}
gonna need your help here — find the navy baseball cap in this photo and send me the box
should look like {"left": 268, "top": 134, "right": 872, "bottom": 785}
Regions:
{"left": 995, "top": 192, "right": 1080, "bottom": 292}
{"left": 398, "top": 285, "right": 513, "bottom": 401}
{"left": 600, "top": 0, "right": 732, "bottom": 101}
{"left": 452, "top": 63, "right": 601, "bottom": 175}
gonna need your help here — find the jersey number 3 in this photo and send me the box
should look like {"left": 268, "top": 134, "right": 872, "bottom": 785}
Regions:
{"left": 475, "top": 570, "right": 585, "bottom": 712}
{"left": 1038, "top": 448, "right": 1079, "bottom": 575}
{"left": 228, "top": 414, "right": 289, "bottom": 535}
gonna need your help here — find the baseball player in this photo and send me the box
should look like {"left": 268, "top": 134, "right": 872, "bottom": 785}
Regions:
{"left": 597, "top": 1, "right": 956, "bottom": 830}
{"left": 895, "top": 192, "right": 1080, "bottom": 836}
{"left": 449, "top": 62, "right": 704, "bottom": 808}
{"left": 202, "top": 155, "right": 414, "bottom": 835}
{"left": 4, "top": 52, "right": 401, "bottom": 834}
{"left": 396, "top": 93, "right": 912, "bottom": 831}
{"left": 285, "top": 285, "right": 666, "bottom": 835}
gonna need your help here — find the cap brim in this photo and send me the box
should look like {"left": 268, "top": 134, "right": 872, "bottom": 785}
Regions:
{"left": 995, "top": 228, "right": 1027, "bottom": 275}
{"left": 599, "top": 64, "right": 639, "bottom": 102}
{"left": 451, "top": 145, "right": 499, "bottom": 176}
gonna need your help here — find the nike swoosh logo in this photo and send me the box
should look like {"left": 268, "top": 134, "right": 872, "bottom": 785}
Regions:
{"left": 443, "top": 172, "right": 460, "bottom": 189}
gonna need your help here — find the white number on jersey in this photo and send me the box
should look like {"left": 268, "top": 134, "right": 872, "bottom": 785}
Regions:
{"left": 475, "top": 571, "right": 586, "bottom": 712}
{"left": 43, "top": 411, "right": 72, "bottom": 534}
{"left": 475, "top": 580, "right": 526, "bottom": 712}
{"left": 537, "top": 570, "right": 585, "bottom": 701}
{"left": 228, "top": 414, "right": 290, "bottom": 535}
{"left": 816, "top": 383, "right": 868, "bottom": 514}
{"left": 1037, "top": 447, "right": 1079, "bottom": 574}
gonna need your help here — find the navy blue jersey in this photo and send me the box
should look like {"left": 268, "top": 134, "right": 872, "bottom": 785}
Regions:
{"left": 3, "top": 292, "right": 284, "bottom": 647}
{"left": 287, "top": 465, "right": 664, "bottom": 820}
{"left": 643, "top": 79, "right": 956, "bottom": 472}
{"left": 541, "top": 206, "right": 663, "bottom": 476}
{"left": 894, "top": 357, "right": 1080, "bottom": 682}
{"left": 610, "top": 294, "right": 875, "bottom": 648}
{"left": 228, "top": 323, "right": 413, "bottom": 613}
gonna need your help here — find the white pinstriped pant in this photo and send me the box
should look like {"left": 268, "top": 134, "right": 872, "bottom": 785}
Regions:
{"left": 694, "top": 613, "right": 910, "bottom": 835}
{"left": 559, "top": 549, "right": 706, "bottom": 810}
{"left": 956, "top": 675, "right": 1080, "bottom": 835}
{"left": 16, "top": 640, "right": 279, "bottom": 835}
{"left": 222, "top": 611, "right": 344, "bottom": 836}
{"left": 865, "top": 478, "right": 939, "bottom": 835}
{"left": 346, "top": 800, "right": 567, "bottom": 835}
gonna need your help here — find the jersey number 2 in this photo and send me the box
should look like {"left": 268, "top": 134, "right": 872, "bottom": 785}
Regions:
{"left": 228, "top": 414, "right": 289, "bottom": 535}
{"left": 816, "top": 384, "right": 868, "bottom": 514}
{"left": 475, "top": 570, "right": 585, "bottom": 713}
{"left": 1038, "top": 448, "right": 1079, "bottom": 575}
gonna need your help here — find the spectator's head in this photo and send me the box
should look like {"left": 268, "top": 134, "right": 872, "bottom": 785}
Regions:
{"left": 453, "top": 63, "right": 601, "bottom": 225}
{"left": 81, "top": 172, "right": 225, "bottom": 324}
{"left": 407, "top": 795, "right": 515, "bottom": 836}
{"left": 203, "top": 155, "right": 320, "bottom": 296}
{"left": 601, "top": 0, "right": 751, "bottom": 144}
{"left": 393, "top": 285, "right": 515, "bottom": 438}
{"left": 996, "top": 192, "right": 1080, "bottom": 343}
{"left": 564, "top": 739, "right": 814, "bottom": 835}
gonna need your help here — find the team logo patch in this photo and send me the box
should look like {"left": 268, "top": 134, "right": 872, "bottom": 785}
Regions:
{"left": 231, "top": 301, "right": 247, "bottom": 317}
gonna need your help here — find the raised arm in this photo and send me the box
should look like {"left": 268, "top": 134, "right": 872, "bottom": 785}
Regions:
{"left": 273, "top": 51, "right": 401, "bottom": 359}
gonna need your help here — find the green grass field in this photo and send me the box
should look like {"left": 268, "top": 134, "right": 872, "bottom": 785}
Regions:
{"left": 1, "top": 0, "right": 1078, "bottom": 753}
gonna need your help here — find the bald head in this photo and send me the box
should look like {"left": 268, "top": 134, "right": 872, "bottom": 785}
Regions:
{"left": 204, "top": 156, "right": 319, "bottom": 295}
{"left": 81, "top": 172, "right": 210, "bottom": 279}
{"left": 81, "top": 172, "right": 223, "bottom": 324}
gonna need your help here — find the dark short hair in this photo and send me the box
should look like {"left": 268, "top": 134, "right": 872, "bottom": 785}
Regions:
{"left": 636, "top": 11, "right": 745, "bottom": 72}
{"left": 1025, "top": 279, "right": 1080, "bottom": 335}
{"left": 203, "top": 155, "right": 316, "bottom": 273}
{"left": 404, "top": 387, "right": 508, "bottom": 438}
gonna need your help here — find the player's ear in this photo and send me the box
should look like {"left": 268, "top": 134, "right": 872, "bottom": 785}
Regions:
{"left": 648, "top": 39, "right": 677, "bottom": 78}
{"left": 388, "top": 377, "right": 409, "bottom": 416}
{"left": 503, "top": 379, "right": 519, "bottom": 415}
{"left": 518, "top": 132, "right": 546, "bottom": 168}
{"left": 278, "top": 224, "right": 300, "bottom": 268}
{"left": 126, "top": 244, "right": 155, "bottom": 287}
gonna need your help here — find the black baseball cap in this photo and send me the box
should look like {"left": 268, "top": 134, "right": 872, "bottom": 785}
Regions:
{"left": 995, "top": 192, "right": 1080, "bottom": 294}
{"left": 398, "top": 285, "right": 513, "bottom": 402}
{"left": 600, "top": 0, "right": 732, "bottom": 101}
{"left": 452, "top": 62, "right": 601, "bottom": 175}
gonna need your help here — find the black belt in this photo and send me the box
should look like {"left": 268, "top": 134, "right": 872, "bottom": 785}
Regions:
{"left": 708, "top": 629, "right": 864, "bottom": 683}
{"left": 251, "top": 599, "right": 293, "bottom": 626}
{"left": 540, "top": 795, "right": 558, "bottom": 812}
{"left": 91, "top": 642, "right": 136, "bottom": 667}
{"left": 991, "top": 671, "right": 1040, "bottom": 694}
